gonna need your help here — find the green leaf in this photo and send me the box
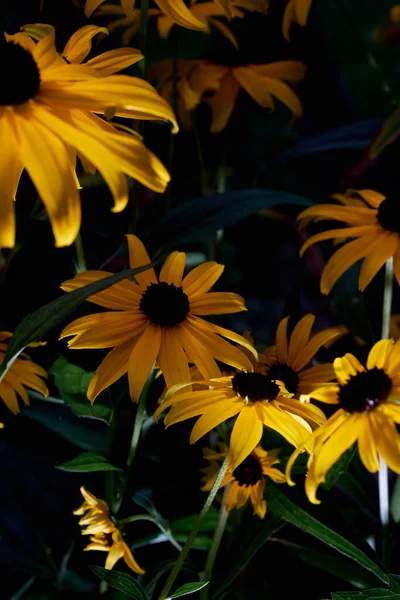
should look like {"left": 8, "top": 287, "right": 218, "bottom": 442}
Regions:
{"left": 171, "top": 508, "right": 219, "bottom": 534}
{"left": 0, "top": 259, "right": 159, "bottom": 380}
{"left": 332, "top": 591, "right": 397, "bottom": 600}
{"left": 214, "top": 513, "right": 283, "bottom": 595}
{"left": 265, "top": 481, "right": 388, "bottom": 585}
{"left": 321, "top": 445, "right": 357, "bottom": 490}
{"left": 389, "top": 575, "right": 400, "bottom": 593}
{"left": 146, "top": 190, "right": 315, "bottom": 250}
{"left": 89, "top": 566, "right": 146, "bottom": 600}
{"left": 50, "top": 356, "right": 110, "bottom": 420}
{"left": 57, "top": 451, "right": 122, "bottom": 472}
{"left": 167, "top": 581, "right": 209, "bottom": 598}
{"left": 21, "top": 404, "right": 105, "bottom": 451}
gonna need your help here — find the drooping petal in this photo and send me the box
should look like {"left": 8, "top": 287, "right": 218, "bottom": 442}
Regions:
{"left": 159, "top": 251, "right": 186, "bottom": 285}
{"left": 233, "top": 67, "right": 275, "bottom": 109}
{"left": 261, "top": 402, "right": 311, "bottom": 447}
{"left": 0, "top": 382, "right": 20, "bottom": 413}
{"left": 177, "top": 323, "right": 221, "bottom": 380}
{"left": 258, "top": 76, "right": 303, "bottom": 117}
{"left": 282, "top": 0, "right": 295, "bottom": 40}
{"left": 126, "top": 234, "right": 157, "bottom": 287}
{"left": 294, "top": 0, "right": 313, "bottom": 26}
{"left": 190, "top": 316, "right": 258, "bottom": 362}
{"left": 0, "top": 111, "right": 23, "bottom": 248}
{"left": 190, "top": 400, "right": 243, "bottom": 443}
{"left": 359, "top": 232, "right": 399, "bottom": 291}
{"left": 297, "top": 205, "right": 377, "bottom": 228}
{"left": 299, "top": 226, "right": 378, "bottom": 257}
{"left": 123, "top": 543, "right": 145, "bottom": 575}
{"left": 228, "top": 406, "right": 263, "bottom": 471}
{"left": 105, "top": 542, "right": 124, "bottom": 570}
{"left": 62, "top": 25, "right": 109, "bottom": 64}
{"left": 251, "top": 61, "right": 307, "bottom": 82}
{"left": 294, "top": 326, "right": 347, "bottom": 372}
{"left": 307, "top": 385, "right": 340, "bottom": 404}
{"left": 154, "top": 0, "right": 206, "bottom": 32}
{"left": 60, "top": 312, "right": 147, "bottom": 348}
{"left": 357, "top": 415, "right": 380, "bottom": 473}
{"left": 370, "top": 410, "right": 400, "bottom": 473}
{"left": 165, "top": 394, "right": 236, "bottom": 426}
{"left": 128, "top": 324, "right": 161, "bottom": 401}
{"left": 277, "top": 395, "right": 326, "bottom": 427}
{"left": 85, "top": 0, "right": 108, "bottom": 16}
{"left": 87, "top": 341, "right": 134, "bottom": 402}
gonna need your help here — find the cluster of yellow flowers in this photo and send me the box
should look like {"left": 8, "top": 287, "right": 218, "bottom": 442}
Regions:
{"left": 1, "top": 0, "right": 400, "bottom": 582}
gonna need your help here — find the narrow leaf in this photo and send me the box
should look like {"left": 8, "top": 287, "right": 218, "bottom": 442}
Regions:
{"left": 265, "top": 481, "right": 388, "bottom": 585}
{"left": 332, "top": 591, "right": 396, "bottom": 600}
{"left": 89, "top": 566, "right": 146, "bottom": 600}
{"left": 57, "top": 452, "right": 122, "bottom": 472}
{"left": 0, "top": 259, "right": 159, "bottom": 380}
{"left": 167, "top": 581, "right": 209, "bottom": 598}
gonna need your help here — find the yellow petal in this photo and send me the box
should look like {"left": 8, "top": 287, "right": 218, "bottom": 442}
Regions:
{"left": 105, "top": 542, "right": 124, "bottom": 570}
{"left": 0, "top": 110, "right": 22, "bottom": 248}
{"left": 178, "top": 324, "right": 221, "bottom": 380}
{"left": 85, "top": 0, "right": 107, "bottom": 16}
{"left": 190, "top": 400, "right": 243, "bottom": 443}
{"left": 304, "top": 384, "right": 340, "bottom": 404}
{"left": 359, "top": 233, "right": 399, "bottom": 291}
{"left": 182, "top": 261, "right": 224, "bottom": 297}
{"left": 128, "top": 325, "right": 161, "bottom": 401}
{"left": 233, "top": 67, "right": 275, "bottom": 109}
{"left": 299, "top": 226, "right": 377, "bottom": 257}
{"left": 61, "top": 270, "right": 142, "bottom": 310}
{"left": 294, "top": 326, "right": 347, "bottom": 372}
{"left": 294, "top": 0, "right": 313, "bottom": 26}
{"left": 190, "top": 317, "right": 258, "bottom": 363}
{"left": 208, "top": 18, "right": 238, "bottom": 49}
{"left": 366, "top": 339, "right": 394, "bottom": 370}
{"left": 334, "top": 354, "right": 365, "bottom": 384}
{"left": 275, "top": 316, "right": 289, "bottom": 363}
{"left": 86, "top": 48, "right": 144, "bottom": 76}
{"left": 87, "top": 341, "right": 133, "bottom": 402}
{"left": 250, "top": 60, "right": 307, "bottom": 82}
{"left": 209, "top": 72, "right": 239, "bottom": 133}
{"left": 287, "top": 314, "right": 314, "bottom": 367}
{"left": 157, "top": 327, "right": 191, "bottom": 390}
{"left": 260, "top": 402, "right": 310, "bottom": 447}
{"left": 60, "top": 312, "right": 147, "bottom": 348}
{"left": 190, "top": 292, "right": 246, "bottom": 315}
{"left": 282, "top": 0, "right": 295, "bottom": 40}
{"left": 166, "top": 394, "right": 236, "bottom": 426}
{"left": 357, "top": 415, "right": 380, "bottom": 473}
{"left": 126, "top": 234, "right": 157, "bottom": 287}
{"left": 62, "top": 25, "right": 109, "bottom": 64}
{"left": 123, "top": 543, "right": 145, "bottom": 575}
{"left": 154, "top": 0, "right": 206, "bottom": 31}
{"left": 370, "top": 410, "right": 400, "bottom": 473}
{"left": 228, "top": 405, "right": 263, "bottom": 471}
{"left": 159, "top": 251, "right": 186, "bottom": 286}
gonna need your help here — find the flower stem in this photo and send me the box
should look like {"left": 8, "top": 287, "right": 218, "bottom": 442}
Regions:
{"left": 200, "top": 485, "right": 229, "bottom": 600}
{"left": 74, "top": 232, "right": 86, "bottom": 273}
{"left": 379, "top": 256, "right": 394, "bottom": 565}
{"left": 138, "top": 0, "right": 149, "bottom": 73}
{"left": 119, "top": 514, "right": 183, "bottom": 553}
{"left": 113, "top": 372, "right": 153, "bottom": 514}
{"left": 157, "top": 454, "right": 229, "bottom": 600}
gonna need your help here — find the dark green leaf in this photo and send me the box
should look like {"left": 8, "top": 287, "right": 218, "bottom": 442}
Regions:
{"left": 167, "top": 581, "right": 209, "bottom": 598}
{"left": 0, "top": 259, "right": 159, "bottom": 380}
{"left": 50, "top": 356, "right": 111, "bottom": 420}
{"left": 171, "top": 508, "right": 219, "bottom": 534}
{"left": 90, "top": 566, "right": 146, "bottom": 600}
{"left": 57, "top": 451, "right": 122, "bottom": 472}
{"left": 21, "top": 404, "right": 105, "bottom": 452}
{"left": 265, "top": 481, "right": 388, "bottom": 585}
{"left": 321, "top": 445, "right": 357, "bottom": 490}
{"left": 389, "top": 575, "right": 400, "bottom": 593}
{"left": 332, "top": 591, "right": 397, "bottom": 600}
{"left": 133, "top": 488, "right": 158, "bottom": 517}
{"left": 214, "top": 513, "right": 283, "bottom": 595}
{"left": 146, "top": 190, "right": 315, "bottom": 250}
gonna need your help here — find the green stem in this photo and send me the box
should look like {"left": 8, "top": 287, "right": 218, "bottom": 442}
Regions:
{"left": 105, "top": 404, "right": 117, "bottom": 507}
{"left": 9, "top": 577, "right": 36, "bottom": 600}
{"left": 200, "top": 485, "right": 229, "bottom": 600}
{"left": 74, "top": 232, "right": 87, "bottom": 273}
{"left": 378, "top": 256, "right": 394, "bottom": 565}
{"left": 119, "top": 514, "right": 183, "bottom": 553}
{"left": 112, "top": 372, "right": 153, "bottom": 514}
{"left": 138, "top": 0, "right": 149, "bottom": 74}
{"left": 157, "top": 454, "right": 229, "bottom": 600}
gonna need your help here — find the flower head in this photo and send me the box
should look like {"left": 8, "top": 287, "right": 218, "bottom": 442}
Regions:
{"left": 201, "top": 445, "right": 285, "bottom": 518}
{"left": 298, "top": 189, "right": 400, "bottom": 294}
{"left": 154, "top": 356, "right": 326, "bottom": 472}
{"left": 282, "top": 0, "right": 313, "bottom": 41}
{"left": 74, "top": 486, "right": 144, "bottom": 574}
{"left": 0, "top": 25, "right": 176, "bottom": 248}
{"left": 286, "top": 338, "right": 400, "bottom": 504}
{"left": 60, "top": 234, "right": 255, "bottom": 402}
{"left": 0, "top": 332, "right": 48, "bottom": 414}
{"left": 258, "top": 314, "right": 346, "bottom": 397}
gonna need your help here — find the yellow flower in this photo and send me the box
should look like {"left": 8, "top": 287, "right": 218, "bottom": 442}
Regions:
{"left": 0, "top": 25, "right": 176, "bottom": 248}
{"left": 0, "top": 332, "right": 48, "bottom": 414}
{"left": 286, "top": 339, "right": 400, "bottom": 504}
{"left": 74, "top": 486, "right": 144, "bottom": 574}
{"left": 201, "top": 445, "right": 286, "bottom": 518}
{"left": 282, "top": 0, "right": 313, "bottom": 41}
{"left": 84, "top": 0, "right": 207, "bottom": 33}
{"left": 154, "top": 361, "right": 326, "bottom": 472}
{"left": 258, "top": 314, "right": 346, "bottom": 398}
{"left": 206, "top": 60, "right": 306, "bottom": 132}
{"left": 297, "top": 188, "right": 400, "bottom": 294}
{"left": 60, "top": 234, "right": 255, "bottom": 402}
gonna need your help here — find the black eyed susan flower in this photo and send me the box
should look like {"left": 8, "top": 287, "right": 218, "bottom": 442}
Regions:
{"left": 60, "top": 235, "right": 255, "bottom": 402}
{"left": 297, "top": 188, "right": 400, "bottom": 294}
{"left": 201, "top": 445, "right": 286, "bottom": 518}
{"left": 258, "top": 314, "right": 346, "bottom": 398}
{"left": 154, "top": 362, "right": 326, "bottom": 472}
{"left": 0, "top": 25, "right": 176, "bottom": 248}
{"left": 0, "top": 332, "right": 48, "bottom": 414}
{"left": 74, "top": 486, "right": 144, "bottom": 573}
{"left": 286, "top": 339, "right": 400, "bottom": 504}
{"left": 282, "top": 0, "right": 313, "bottom": 40}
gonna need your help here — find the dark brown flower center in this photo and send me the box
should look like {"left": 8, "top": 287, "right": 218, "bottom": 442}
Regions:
{"left": 232, "top": 454, "right": 263, "bottom": 486}
{"left": 0, "top": 41, "right": 41, "bottom": 105}
{"left": 139, "top": 282, "right": 190, "bottom": 327}
{"left": 338, "top": 367, "right": 392, "bottom": 412}
{"left": 376, "top": 198, "right": 400, "bottom": 234}
{"left": 232, "top": 372, "right": 280, "bottom": 402}
{"left": 266, "top": 363, "right": 299, "bottom": 394}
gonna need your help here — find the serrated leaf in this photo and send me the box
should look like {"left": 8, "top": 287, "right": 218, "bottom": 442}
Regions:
{"left": 167, "top": 581, "right": 209, "bottom": 598}
{"left": 57, "top": 451, "right": 122, "bottom": 472}
{"left": 265, "top": 481, "right": 388, "bottom": 585}
{"left": 146, "top": 190, "right": 315, "bottom": 250}
{"left": 89, "top": 566, "right": 146, "bottom": 600}
{"left": 0, "top": 259, "right": 159, "bottom": 380}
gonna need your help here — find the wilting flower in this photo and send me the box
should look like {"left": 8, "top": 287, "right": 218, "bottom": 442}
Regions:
{"left": 298, "top": 189, "right": 400, "bottom": 294}
{"left": 286, "top": 339, "right": 400, "bottom": 504}
{"left": 60, "top": 234, "right": 255, "bottom": 402}
{"left": 74, "top": 486, "right": 144, "bottom": 573}
{"left": 258, "top": 314, "right": 346, "bottom": 398}
{"left": 201, "top": 445, "right": 285, "bottom": 518}
{"left": 154, "top": 359, "right": 326, "bottom": 471}
{"left": 0, "top": 25, "right": 176, "bottom": 248}
{"left": 282, "top": 0, "right": 313, "bottom": 41}
{"left": 0, "top": 332, "right": 48, "bottom": 414}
